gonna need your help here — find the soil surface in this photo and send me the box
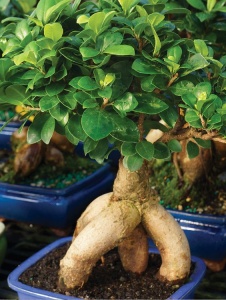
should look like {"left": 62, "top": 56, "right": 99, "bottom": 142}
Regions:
{"left": 19, "top": 242, "right": 192, "bottom": 299}
{"left": 0, "top": 151, "right": 100, "bottom": 189}
{"left": 150, "top": 160, "right": 226, "bottom": 215}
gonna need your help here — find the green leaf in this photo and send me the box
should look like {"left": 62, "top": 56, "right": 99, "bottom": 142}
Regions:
{"left": 194, "top": 82, "right": 212, "bottom": 100}
{"left": 36, "top": 0, "right": 71, "bottom": 24}
{"left": 132, "top": 58, "right": 159, "bottom": 75}
{"left": 81, "top": 108, "right": 114, "bottom": 141}
{"left": 170, "top": 81, "right": 194, "bottom": 96}
{"left": 123, "top": 154, "right": 144, "bottom": 171}
{"left": 65, "top": 126, "right": 79, "bottom": 145}
{"left": 39, "top": 95, "right": 59, "bottom": 111}
{"left": 110, "top": 115, "right": 139, "bottom": 142}
{"left": 118, "top": 0, "right": 140, "bottom": 14}
{"left": 187, "top": 141, "right": 199, "bottom": 159}
{"left": 167, "top": 45, "right": 182, "bottom": 63}
{"left": 98, "top": 87, "right": 112, "bottom": 99}
{"left": 80, "top": 47, "right": 100, "bottom": 59}
{"left": 15, "top": 20, "right": 30, "bottom": 41}
{"left": 83, "top": 137, "right": 98, "bottom": 155}
{"left": 183, "top": 53, "right": 209, "bottom": 75}
{"left": 141, "top": 75, "right": 156, "bottom": 92}
{"left": 58, "top": 93, "right": 77, "bottom": 110}
{"left": 186, "top": 0, "right": 206, "bottom": 10}
{"left": 153, "top": 142, "right": 170, "bottom": 159}
{"left": 41, "top": 116, "right": 55, "bottom": 144}
{"left": 194, "top": 39, "right": 209, "bottom": 57}
{"left": 27, "top": 114, "right": 43, "bottom": 143}
{"left": 134, "top": 95, "right": 168, "bottom": 114}
{"left": 89, "top": 139, "right": 109, "bottom": 161}
{"left": 45, "top": 83, "right": 65, "bottom": 96}
{"left": 0, "top": 58, "right": 14, "bottom": 81}
{"left": 167, "top": 139, "right": 182, "bottom": 152}
{"left": 114, "top": 93, "right": 138, "bottom": 114}
{"left": 135, "top": 141, "right": 154, "bottom": 160}
{"left": 182, "top": 93, "right": 197, "bottom": 108}
{"left": 207, "top": 113, "right": 222, "bottom": 126}
{"left": 78, "top": 77, "right": 99, "bottom": 91}
{"left": 185, "top": 109, "right": 201, "bottom": 127}
{"left": 121, "top": 142, "right": 136, "bottom": 156}
{"left": 160, "top": 106, "right": 178, "bottom": 128}
{"left": 49, "top": 103, "right": 69, "bottom": 121}
{"left": 207, "top": 0, "right": 216, "bottom": 11}
{"left": 194, "top": 138, "right": 211, "bottom": 148}
{"left": 88, "top": 12, "right": 106, "bottom": 35}
{"left": 151, "top": 25, "right": 161, "bottom": 56}
{"left": 27, "top": 113, "right": 54, "bottom": 143}
{"left": 67, "top": 114, "right": 87, "bottom": 141}
{"left": 97, "top": 32, "right": 123, "bottom": 52}
{"left": 5, "top": 85, "right": 27, "bottom": 105}
{"left": 103, "top": 45, "right": 135, "bottom": 56}
{"left": 83, "top": 98, "right": 98, "bottom": 108}
{"left": 44, "top": 23, "right": 63, "bottom": 41}
{"left": 148, "top": 12, "right": 165, "bottom": 27}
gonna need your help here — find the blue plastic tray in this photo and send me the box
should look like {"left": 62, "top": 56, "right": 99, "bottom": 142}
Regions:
{"left": 7, "top": 236, "right": 206, "bottom": 300}
{"left": 0, "top": 125, "right": 116, "bottom": 228}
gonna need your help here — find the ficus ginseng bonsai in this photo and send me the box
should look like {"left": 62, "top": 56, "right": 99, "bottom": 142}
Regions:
{"left": 1, "top": 0, "right": 226, "bottom": 292}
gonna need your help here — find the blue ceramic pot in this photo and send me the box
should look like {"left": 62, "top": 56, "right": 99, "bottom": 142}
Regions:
{"left": 7, "top": 236, "right": 206, "bottom": 300}
{"left": 169, "top": 209, "right": 226, "bottom": 261}
{"left": 148, "top": 209, "right": 226, "bottom": 261}
{"left": 0, "top": 125, "right": 116, "bottom": 228}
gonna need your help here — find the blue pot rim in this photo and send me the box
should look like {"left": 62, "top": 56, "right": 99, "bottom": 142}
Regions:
{"left": 168, "top": 208, "right": 226, "bottom": 225}
{"left": 0, "top": 162, "right": 112, "bottom": 196}
{"left": 8, "top": 237, "right": 206, "bottom": 300}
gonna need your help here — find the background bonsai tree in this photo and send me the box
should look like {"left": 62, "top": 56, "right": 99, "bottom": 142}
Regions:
{"left": 147, "top": 0, "right": 226, "bottom": 199}
{"left": 1, "top": 0, "right": 226, "bottom": 291}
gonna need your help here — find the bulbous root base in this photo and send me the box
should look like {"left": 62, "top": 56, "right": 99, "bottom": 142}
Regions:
{"left": 58, "top": 193, "right": 191, "bottom": 290}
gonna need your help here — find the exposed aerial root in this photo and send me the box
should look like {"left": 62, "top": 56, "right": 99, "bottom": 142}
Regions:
{"left": 73, "top": 192, "right": 112, "bottom": 239}
{"left": 58, "top": 200, "right": 141, "bottom": 289}
{"left": 118, "top": 223, "right": 149, "bottom": 274}
{"left": 142, "top": 202, "right": 191, "bottom": 282}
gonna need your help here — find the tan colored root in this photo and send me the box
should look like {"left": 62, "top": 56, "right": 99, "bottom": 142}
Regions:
{"left": 59, "top": 200, "right": 141, "bottom": 289}
{"left": 73, "top": 192, "right": 112, "bottom": 239}
{"left": 118, "top": 223, "right": 149, "bottom": 274}
{"left": 176, "top": 140, "right": 212, "bottom": 184}
{"left": 142, "top": 202, "right": 191, "bottom": 282}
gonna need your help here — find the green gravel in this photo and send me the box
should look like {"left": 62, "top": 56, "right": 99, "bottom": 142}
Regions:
{"left": 0, "top": 110, "right": 18, "bottom": 122}
{"left": 0, "top": 153, "right": 102, "bottom": 189}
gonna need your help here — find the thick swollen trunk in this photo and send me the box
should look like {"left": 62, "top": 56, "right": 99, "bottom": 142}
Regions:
{"left": 58, "top": 158, "right": 191, "bottom": 290}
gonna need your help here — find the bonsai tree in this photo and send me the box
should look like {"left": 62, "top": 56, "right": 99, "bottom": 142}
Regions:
{"left": 147, "top": 0, "right": 226, "bottom": 199}
{"left": 1, "top": 0, "right": 226, "bottom": 291}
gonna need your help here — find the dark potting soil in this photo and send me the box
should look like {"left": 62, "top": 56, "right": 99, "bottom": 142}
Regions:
{"left": 19, "top": 242, "right": 191, "bottom": 299}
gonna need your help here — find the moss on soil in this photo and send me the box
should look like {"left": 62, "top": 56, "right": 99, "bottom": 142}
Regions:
{"left": 0, "top": 151, "right": 101, "bottom": 189}
{"left": 150, "top": 160, "right": 226, "bottom": 215}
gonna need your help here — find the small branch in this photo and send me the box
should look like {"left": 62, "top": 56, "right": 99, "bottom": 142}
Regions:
{"left": 138, "top": 113, "right": 145, "bottom": 141}
{"left": 101, "top": 98, "right": 109, "bottom": 109}
{"left": 21, "top": 106, "right": 40, "bottom": 111}
{"left": 167, "top": 73, "right": 179, "bottom": 88}
{"left": 159, "top": 127, "right": 221, "bottom": 143}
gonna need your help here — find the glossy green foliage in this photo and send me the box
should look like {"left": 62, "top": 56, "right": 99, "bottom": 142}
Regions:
{"left": 0, "top": 0, "right": 226, "bottom": 170}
